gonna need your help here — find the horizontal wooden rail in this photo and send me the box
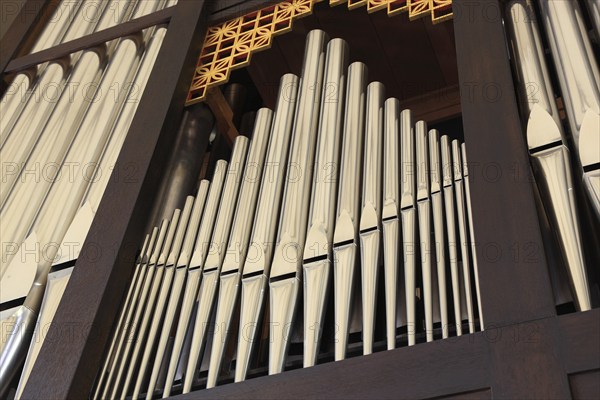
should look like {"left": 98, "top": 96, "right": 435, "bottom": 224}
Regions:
{"left": 4, "top": 6, "right": 175, "bottom": 74}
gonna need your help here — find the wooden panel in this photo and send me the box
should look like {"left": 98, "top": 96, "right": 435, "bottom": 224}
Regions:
{"left": 172, "top": 333, "right": 491, "bottom": 399}
{"left": 559, "top": 309, "right": 600, "bottom": 374}
{"left": 423, "top": 20, "right": 458, "bottom": 86}
{"left": 20, "top": 1, "right": 210, "bottom": 398}
{"left": 453, "top": 0, "right": 556, "bottom": 327}
{"left": 570, "top": 370, "right": 600, "bottom": 400}
{"left": 369, "top": 15, "right": 447, "bottom": 99}
{"left": 208, "top": 0, "right": 281, "bottom": 23}
{"left": 402, "top": 84, "right": 461, "bottom": 123}
{"left": 246, "top": 39, "right": 290, "bottom": 108}
{"left": 488, "top": 318, "right": 570, "bottom": 398}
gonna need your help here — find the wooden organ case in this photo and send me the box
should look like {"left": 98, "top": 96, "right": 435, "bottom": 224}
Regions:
{"left": 0, "top": 0, "right": 599, "bottom": 399}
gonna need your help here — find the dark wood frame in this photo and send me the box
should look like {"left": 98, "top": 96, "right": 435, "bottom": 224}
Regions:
{"left": 0, "top": 0, "right": 597, "bottom": 398}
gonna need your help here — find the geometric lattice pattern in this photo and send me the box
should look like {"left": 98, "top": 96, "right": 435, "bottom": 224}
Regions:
{"left": 186, "top": 0, "right": 454, "bottom": 104}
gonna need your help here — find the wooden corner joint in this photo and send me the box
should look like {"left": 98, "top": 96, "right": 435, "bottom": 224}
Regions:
{"left": 206, "top": 87, "right": 239, "bottom": 147}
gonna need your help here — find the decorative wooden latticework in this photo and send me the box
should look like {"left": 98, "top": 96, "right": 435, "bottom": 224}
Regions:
{"left": 186, "top": 0, "right": 453, "bottom": 105}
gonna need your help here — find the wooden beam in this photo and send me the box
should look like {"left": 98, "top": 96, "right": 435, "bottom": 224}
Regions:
{"left": 171, "top": 331, "right": 491, "bottom": 399}
{"left": 400, "top": 84, "right": 461, "bottom": 123}
{"left": 423, "top": 19, "right": 459, "bottom": 86}
{"left": 453, "top": 0, "right": 555, "bottom": 328}
{"left": 206, "top": 87, "right": 240, "bottom": 147}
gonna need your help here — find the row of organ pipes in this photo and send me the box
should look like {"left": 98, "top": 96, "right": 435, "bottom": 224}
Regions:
{"left": 2, "top": 0, "right": 599, "bottom": 398}
{"left": 0, "top": 1, "right": 177, "bottom": 396}
{"left": 94, "top": 29, "right": 484, "bottom": 399}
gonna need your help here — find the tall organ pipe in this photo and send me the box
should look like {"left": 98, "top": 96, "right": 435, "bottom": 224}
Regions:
{"left": 302, "top": 38, "right": 348, "bottom": 368}
{"left": 232, "top": 74, "right": 298, "bottom": 384}
{"left": 538, "top": 0, "right": 600, "bottom": 149}
{"left": 268, "top": 29, "right": 328, "bottom": 375}
{"left": 332, "top": 61, "right": 367, "bottom": 360}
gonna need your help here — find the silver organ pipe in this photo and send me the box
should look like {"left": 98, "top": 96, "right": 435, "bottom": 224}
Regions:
{"left": 416, "top": 120, "right": 435, "bottom": 342}
{"left": 108, "top": 208, "right": 182, "bottom": 400}
{"left": 505, "top": 0, "right": 563, "bottom": 130}
{"left": 333, "top": 61, "right": 367, "bottom": 360}
{"left": 95, "top": 0, "right": 139, "bottom": 31}
{"left": 0, "top": 49, "right": 105, "bottom": 276}
{"left": 232, "top": 73, "right": 298, "bottom": 385}
{"left": 0, "top": 0, "right": 139, "bottom": 168}
{"left": 11, "top": 28, "right": 168, "bottom": 397}
{"left": 440, "top": 135, "right": 463, "bottom": 337}
{"left": 126, "top": 197, "right": 196, "bottom": 400}
{"left": 92, "top": 227, "right": 159, "bottom": 400}
{"left": 268, "top": 29, "right": 328, "bottom": 376}
{"left": 183, "top": 137, "right": 249, "bottom": 393}
{"left": 382, "top": 97, "right": 401, "bottom": 349}
{"left": 538, "top": 0, "right": 600, "bottom": 219}
{"left": 161, "top": 160, "right": 228, "bottom": 397}
{"left": 461, "top": 143, "right": 484, "bottom": 330}
{"left": 359, "top": 81, "right": 384, "bottom": 355}
{"left": 428, "top": 130, "right": 449, "bottom": 337}
{"left": 538, "top": 1, "right": 600, "bottom": 155}
{"left": 206, "top": 108, "right": 272, "bottom": 389}
{"left": 8, "top": 0, "right": 599, "bottom": 392}
{"left": 452, "top": 139, "right": 475, "bottom": 333}
{"left": 131, "top": 0, "right": 168, "bottom": 19}
{"left": 302, "top": 37, "right": 348, "bottom": 367}
{"left": 0, "top": 32, "right": 147, "bottom": 395}
{"left": 0, "top": 73, "right": 32, "bottom": 148}
{"left": 400, "top": 108, "right": 417, "bottom": 345}
{"left": 505, "top": 0, "right": 595, "bottom": 311}
{"left": 60, "top": 0, "right": 109, "bottom": 43}
{"left": 0, "top": 60, "right": 69, "bottom": 208}
{"left": 526, "top": 106, "right": 590, "bottom": 311}
{"left": 145, "top": 181, "right": 210, "bottom": 397}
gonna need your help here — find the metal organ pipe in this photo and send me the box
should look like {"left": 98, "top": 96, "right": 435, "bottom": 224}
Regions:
{"left": 268, "top": 29, "right": 328, "bottom": 376}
